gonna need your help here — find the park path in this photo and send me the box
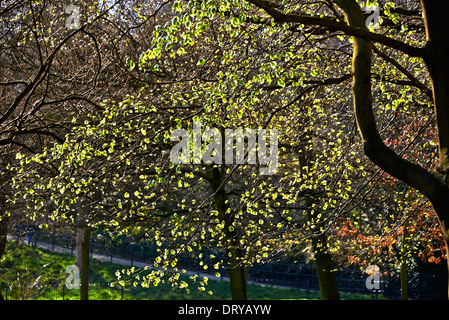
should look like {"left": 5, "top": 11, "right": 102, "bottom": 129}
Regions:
{"left": 8, "top": 233, "right": 316, "bottom": 293}
{"left": 7, "top": 234, "right": 233, "bottom": 284}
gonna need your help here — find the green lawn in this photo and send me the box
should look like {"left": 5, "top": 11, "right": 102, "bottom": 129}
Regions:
{"left": 0, "top": 242, "right": 376, "bottom": 300}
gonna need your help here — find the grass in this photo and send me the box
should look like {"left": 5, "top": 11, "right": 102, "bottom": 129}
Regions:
{"left": 0, "top": 242, "right": 377, "bottom": 300}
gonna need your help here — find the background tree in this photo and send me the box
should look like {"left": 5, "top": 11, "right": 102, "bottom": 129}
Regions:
{"left": 3, "top": 0, "right": 172, "bottom": 299}
{"left": 9, "top": 0, "right": 449, "bottom": 301}
{"left": 243, "top": 0, "right": 449, "bottom": 298}
{"left": 0, "top": 0, "right": 109, "bottom": 300}
{"left": 13, "top": 0, "right": 365, "bottom": 300}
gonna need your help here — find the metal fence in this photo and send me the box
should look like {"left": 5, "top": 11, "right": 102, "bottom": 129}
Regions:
{"left": 6, "top": 226, "right": 425, "bottom": 300}
{"left": 1, "top": 282, "right": 196, "bottom": 300}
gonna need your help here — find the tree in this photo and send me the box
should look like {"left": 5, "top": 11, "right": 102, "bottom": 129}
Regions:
{"left": 11, "top": 0, "right": 449, "bottom": 301}
{"left": 4, "top": 0, "right": 171, "bottom": 300}
{"left": 0, "top": 0, "right": 108, "bottom": 299}
{"left": 243, "top": 0, "right": 449, "bottom": 298}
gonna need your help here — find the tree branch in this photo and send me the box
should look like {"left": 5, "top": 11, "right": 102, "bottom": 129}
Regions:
{"left": 245, "top": 0, "right": 425, "bottom": 58}
{"left": 373, "top": 45, "right": 432, "bottom": 99}
{"left": 335, "top": 0, "right": 441, "bottom": 203}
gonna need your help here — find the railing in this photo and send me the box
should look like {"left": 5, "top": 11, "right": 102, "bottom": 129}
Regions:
{"left": 1, "top": 282, "right": 192, "bottom": 300}
{"left": 6, "top": 226, "right": 425, "bottom": 299}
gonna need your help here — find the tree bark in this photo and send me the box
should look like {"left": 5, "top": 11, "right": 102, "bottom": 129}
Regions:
{"left": 300, "top": 126, "right": 340, "bottom": 300}
{"left": 335, "top": 0, "right": 449, "bottom": 298}
{"left": 400, "top": 219, "right": 409, "bottom": 300}
{"left": 0, "top": 209, "right": 7, "bottom": 268}
{"left": 0, "top": 190, "right": 8, "bottom": 301}
{"left": 312, "top": 233, "right": 340, "bottom": 300}
{"left": 225, "top": 246, "right": 247, "bottom": 300}
{"left": 76, "top": 202, "right": 92, "bottom": 301}
{"left": 76, "top": 224, "right": 91, "bottom": 300}
{"left": 247, "top": 0, "right": 449, "bottom": 299}
{"left": 207, "top": 166, "right": 247, "bottom": 300}
{"left": 420, "top": 6, "right": 449, "bottom": 298}
{"left": 306, "top": 194, "right": 340, "bottom": 300}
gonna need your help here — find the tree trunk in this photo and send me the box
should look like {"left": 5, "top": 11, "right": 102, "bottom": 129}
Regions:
{"left": 312, "top": 233, "right": 340, "bottom": 300}
{"left": 76, "top": 201, "right": 92, "bottom": 301}
{"left": 0, "top": 190, "right": 8, "bottom": 301}
{"left": 433, "top": 205, "right": 449, "bottom": 300}
{"left": 300, "top": 127, "right": 340, "bottom": 300}
{"left": 400, "top": 220, "right": 409, "bottom": 300}
{"left": 400, "top": 256, "right": 408, "bottom": 300}
{"left": 225, "top": 246, "right": 247, "bottom": 300}
{"left": 336, "top": 0, "right": 449, "bottom": 299}
{"left": 303, "top": 196, "right": 341, "bottom": 300}
{"left": 420, "top": 1, "right": 449, "bottom": 299}
{"left": 0, "top": 215, "right": 7, "bottom": 267}
{"left": 76, "top": 224, "right": 91, "bottom": 300}
{"left": 207, "top": 166, "right": 247, "bottom": 300}
{"left": 306, "top": 194, "right": 340, "bottom": 300}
